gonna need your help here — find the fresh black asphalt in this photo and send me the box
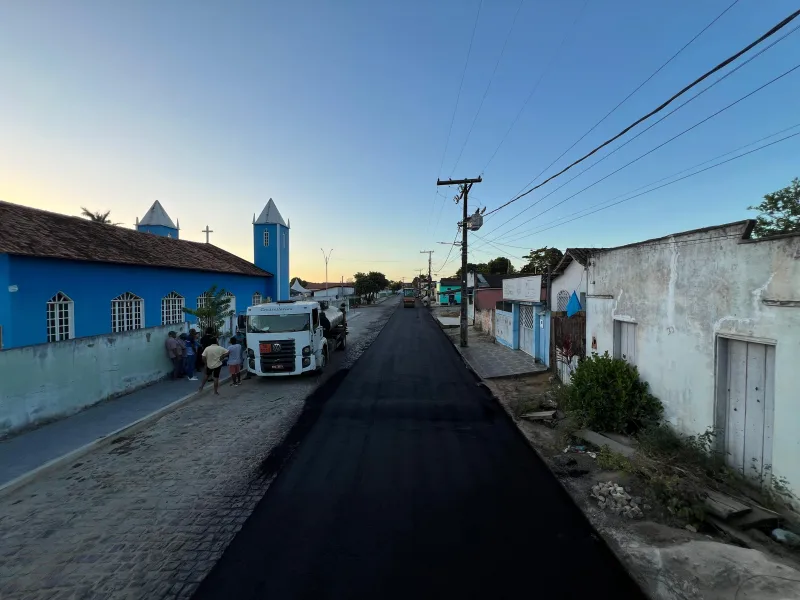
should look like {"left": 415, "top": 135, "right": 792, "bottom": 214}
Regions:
{"left": 192, "top": 303, "right": 645, "bottom": 599}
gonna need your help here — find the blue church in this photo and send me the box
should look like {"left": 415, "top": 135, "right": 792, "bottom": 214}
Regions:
{"left": 0, "top": 198, "right": 290, "bottom": 350}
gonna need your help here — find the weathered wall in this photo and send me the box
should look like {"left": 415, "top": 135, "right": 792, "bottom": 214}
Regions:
{"left": 475, "top": 288, "right": 502, "bottom": 310}
{"left": 495, "top": 310, "right": 513, "bottom": 348}
{"left": 475, "top": 308, "right": 495, "bottom": 339}
{"left": 586, "top": 224, "right": 800, "bottom": 496}
{"left": 0, "top": 323, "right": 185, "bottom": 438}
{"left": 0, "top": 254, "right": 10, "bottom": 349}
{"left": 551, "top": 260, "right": 587, "bottom": 309}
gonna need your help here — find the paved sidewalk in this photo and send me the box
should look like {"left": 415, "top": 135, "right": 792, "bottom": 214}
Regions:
{"left": 0, "top": 366, "right": 230, "bottom": 488}
{"left": 444, "top": 326, "right": 547, "bottom": 379}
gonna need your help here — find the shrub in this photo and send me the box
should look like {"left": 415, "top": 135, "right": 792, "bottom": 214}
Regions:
{"left": 565, "top": 352, "right": 663, "bottom": 434}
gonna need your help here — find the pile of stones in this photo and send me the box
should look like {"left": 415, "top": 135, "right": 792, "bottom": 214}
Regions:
{"left": 591, "top": 481, "right": 649, "bottom": 519}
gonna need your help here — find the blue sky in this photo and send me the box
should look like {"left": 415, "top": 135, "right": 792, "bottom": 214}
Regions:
{"left": 1, "top": 0, "right": 799, "bottom": 281}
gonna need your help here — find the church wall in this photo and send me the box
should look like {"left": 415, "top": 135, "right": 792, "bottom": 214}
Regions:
{"left": 0, "top": 254, "right": 11, "bottom": 349}
{"left": 136, "top": 224, "right": 178, "bottom": 239}
{"left": 4, "top": 255, "right": 274, "bottom": 349}
{"left": 0, "top": 322, "right": 183, "bottom": 438}
{"left": 253, "top": 223, "right": 289, "bottom": 301}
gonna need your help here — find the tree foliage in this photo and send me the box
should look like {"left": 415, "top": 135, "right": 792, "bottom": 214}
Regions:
{"left": 486, "top": 256, "right": 516, "bottom": 274}
{"left": 748, "top": 177, "right": 800, "bottom": 238}
{"left": 520, "top": 247, "right": 564, "bottom": 275}
{"left": 182, "top": 285, "right": 235, "bottom": 333}
{"left": 389, "top": 281, "right": 403, "bottom": 292}
{"left": 353, "top": 271, "right": 389, "bottom": 303}
{"left": 80, "top": 207, "right": 119, "bottom": 225}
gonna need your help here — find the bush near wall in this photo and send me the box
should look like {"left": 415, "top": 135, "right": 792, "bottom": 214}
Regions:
{"left": 565, "top": 351, "right": 663, "bottom": 434}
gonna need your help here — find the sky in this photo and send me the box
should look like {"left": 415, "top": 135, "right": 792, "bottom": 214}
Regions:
{"left": 1, "top": 0, "right": 799, "bottom": 282}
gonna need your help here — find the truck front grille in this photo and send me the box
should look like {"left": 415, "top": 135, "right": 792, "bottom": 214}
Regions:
{"left": 259, "top": 339, "right": 296, "bottom": 373}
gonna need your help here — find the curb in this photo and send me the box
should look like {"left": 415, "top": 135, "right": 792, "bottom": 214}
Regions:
{"left": 0, "top": 373, "right": 233, "bottom": 499}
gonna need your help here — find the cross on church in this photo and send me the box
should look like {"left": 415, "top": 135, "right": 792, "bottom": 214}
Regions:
{"left": 202, "top": 225, "right": 213, "bottom": 243}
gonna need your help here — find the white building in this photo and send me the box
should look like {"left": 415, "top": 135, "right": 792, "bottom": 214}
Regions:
{"left": 550, "top": 248, "right": 595, "bottom": 311}
{"left": 585, "top": 220, "right": 800, "bottom": 500}
{"left": 308, "top": 283, "right": 355, "bottom": 300}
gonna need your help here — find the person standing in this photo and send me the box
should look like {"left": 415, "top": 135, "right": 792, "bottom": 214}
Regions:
{"left": 226, "top": 335, "right": 243, "bottom": 386}
{"left": 199, "top": 337, "right": 228, "bottom": 395}
{"left": 183, "top": 329, "right": 199, "bottom": 381}
{"left": 165, "top": 331, "right": 183, "bottom": 380}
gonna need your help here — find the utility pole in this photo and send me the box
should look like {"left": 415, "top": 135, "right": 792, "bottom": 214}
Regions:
{"left": 321, "top": 248, "right": 333, "bottom": 296}
{"left": 420, "top": 250, "right": 434, "bottom": 300}
{"left": 436, "top": 176, "right": 482, "bottom": 347}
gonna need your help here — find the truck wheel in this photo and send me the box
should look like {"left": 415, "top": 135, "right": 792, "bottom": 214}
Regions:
{"left": 339, "top": 332, "right": 347, "bottom": 351}
{"left": 316, "top": 346, "right": 328, "bottom": 372}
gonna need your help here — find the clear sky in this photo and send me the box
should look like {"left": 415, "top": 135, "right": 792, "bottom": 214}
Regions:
{"left": 2, "top": 0, "right": 799, "bottom": 282}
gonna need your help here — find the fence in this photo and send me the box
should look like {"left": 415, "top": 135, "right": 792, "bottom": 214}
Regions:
{"left": 0, "top": 323, "right": 186, "bottom": 438}
{"left": 551, "top": 313, "right": 586, "bottom": 384}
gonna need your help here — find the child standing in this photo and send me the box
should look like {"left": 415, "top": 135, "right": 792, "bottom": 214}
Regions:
{"left": 226, "top": 335, "right": 243, "bottom": 386}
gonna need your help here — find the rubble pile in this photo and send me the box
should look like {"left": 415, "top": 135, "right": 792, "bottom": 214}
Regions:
{"left": 591, "top": 481, "right": 649, "bottom": 519}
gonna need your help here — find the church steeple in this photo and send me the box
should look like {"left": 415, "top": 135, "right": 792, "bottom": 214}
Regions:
{"left": 253, "top": 198, "right": 290, "bottom": 301}
{"left": 137, "top": 200, "right": 179, "bottom": 239}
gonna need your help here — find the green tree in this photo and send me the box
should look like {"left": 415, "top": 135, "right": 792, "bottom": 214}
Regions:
{"left": 80, "top": 207, "right": 119, "bottom": 225}
{"left": 520, "top": 247, "right": 564, "bottom": 275}
{"left": 183, "top": 285, "right": 235, "bottom": 333}
{"left": 453, "top": 262, "right": 488, "bottom": 278}
{"left": 353, "top": 271, "right": 389, "bottom": 303}
{"left": 748, "top": 177, "right": 800, "bottom": 238}
{"left": 487, "top": 256, "right": 516, "bottom": 275}
{"left": 389, "top": 280, "right": 403, "bottom": 292}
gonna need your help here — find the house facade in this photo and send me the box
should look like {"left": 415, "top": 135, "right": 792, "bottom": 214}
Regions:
{"left": 307, "top": 284, "right": 356, "bottom": 300}
{"left": 585, "top": 220, "right": 800, "bottom": 498}
{"left": 466, "top": 272, "right": 504, "bottom": 325}
{"left": 437, "top": 278, "right": 462, "bottom": 305}
{"left": 0, "top": 199, "right": 290, "bottom": 350}
{"left": 495, "top": 275, "right": 550, "bottom": 366}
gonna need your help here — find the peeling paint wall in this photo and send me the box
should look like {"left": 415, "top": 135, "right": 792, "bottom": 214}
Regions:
{"left": 586, "top": 224, "right": 800, "bottom": 496}
{"left": 0, "top": 323, "right": 185, "bottom": 438}
{"left": 475, "top": 308, "right": 495, "bottom": 339}
{"left": 551, "top": 260, "right": 587, "bottom": 309}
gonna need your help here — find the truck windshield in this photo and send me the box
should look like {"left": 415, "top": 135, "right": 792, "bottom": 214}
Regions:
{"left": 403, "top": 289, "right": 415, "bottom": 298}
{"left": 247, "top": 314, "right": 310, "bottom": 333}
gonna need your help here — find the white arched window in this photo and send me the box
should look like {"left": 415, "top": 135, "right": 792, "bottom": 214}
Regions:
{"left": 111, "top": 292, "right": 143, "bottom": 332}
{"left": 161, "top": 292, "right": 185, "bottom": 325}
{"left": 47, "top": 292, "right": 74, "bottom": 342}
{"left": 557, "top": 290, "right": 570, "bottom": 312}
{"left": 252, "top": 292, "right": 263, "bottom": 306}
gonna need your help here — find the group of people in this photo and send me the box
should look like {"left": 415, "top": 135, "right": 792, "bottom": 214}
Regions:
{"left": 165, "top": 327, "right": 246, "bottom": 396}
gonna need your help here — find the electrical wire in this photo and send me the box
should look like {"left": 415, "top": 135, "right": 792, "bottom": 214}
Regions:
{"left": 476, "top": 21, "right": 800, "bottom": 243}
{"left": 480, "top": 61, "right": 800, "bottom": 246}
{"left": 483, "top": 7, "right": 800, "bottom": 218}
{"left": 480, "top": 0, "right": 591, "bottom": 174}
{"left": 427, "top": 0, "right": 484, "bottom": 235}
{"left": 435, "top": 229, "right": 462, "bottom": 273}
{"left": 450, "top": 0, "right": 526, "bottom": 176}
{"left": 494, "top": 129, "right": 800, "bottom": 245}
{"left": 514, "top": 0, "right": 742, "bottom": 199}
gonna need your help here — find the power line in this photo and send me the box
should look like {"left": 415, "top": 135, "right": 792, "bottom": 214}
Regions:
{"left": 481, "top": 61, "right": 800, "bottom": 245}
{"left": 450, "top": 0, "right": 526, "bottom": 176}
{"left": 477, "top": 22, "right": 800, "bottom": 242}
{"left": 483, "top": 7, "right": 800, "bottom": 218}
{"left": 480, "top": 0, "right": 591, "bottom": 174}
{"left": 427, "top": 0, "right": 484, "bottom": 235}
{"left": 435, "top": 229, "right": 461, "bottom": 273}
{"left": 514, "top": 0, "right": 742, "bottom": 198}
{"left": 494, "top": 129, "right": 800, "bottom": 245}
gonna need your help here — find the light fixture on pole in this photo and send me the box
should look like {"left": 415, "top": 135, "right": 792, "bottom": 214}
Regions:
{"left": 321, "top": 248, "right": 333, "bottom": 296}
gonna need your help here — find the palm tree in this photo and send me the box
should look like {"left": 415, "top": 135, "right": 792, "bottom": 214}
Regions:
{"left": 80, "top": 207, "right": 119, "bottom": 225}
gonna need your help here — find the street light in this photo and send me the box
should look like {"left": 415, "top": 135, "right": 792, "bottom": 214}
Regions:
{"left": 321, "top": 248, "right": 333, "bottom": 296}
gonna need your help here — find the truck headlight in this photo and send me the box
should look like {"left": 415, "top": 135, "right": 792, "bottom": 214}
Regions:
{"left": 302, "top": 357, "right": 311, "bottom": 367}
{"left": 302, "top": 346, "right": 311, "bottom": 356}
{"left": 247, "top": 348, "right": 254, "bottom": 358}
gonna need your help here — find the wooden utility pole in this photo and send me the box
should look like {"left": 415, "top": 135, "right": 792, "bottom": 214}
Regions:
{"left": 420, "top": 250, "right": 434, "bottom": 299}
{"left": 436, "top": 177, "right": 482, "bottom": 347}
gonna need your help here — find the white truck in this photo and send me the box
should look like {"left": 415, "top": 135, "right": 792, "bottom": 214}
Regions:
{"left": 244, "top": 300, "right": 347, "bottom": 376}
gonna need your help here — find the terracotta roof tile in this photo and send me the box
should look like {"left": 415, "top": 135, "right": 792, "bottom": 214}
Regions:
{"left": 0, "top": 201, "right": 271, "bottom": 278}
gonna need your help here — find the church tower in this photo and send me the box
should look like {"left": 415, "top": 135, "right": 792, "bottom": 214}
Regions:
{"left": 253, "top": 198, "right": 289, "bottom": 301}
{"left": 136, "top": 200, "right": 179, "bottom": 239}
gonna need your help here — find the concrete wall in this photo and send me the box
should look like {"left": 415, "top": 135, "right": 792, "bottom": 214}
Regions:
{"left": 4, "top": 255, "right": 271, "bottom": 349}
{"left": 495, "top": 310, "right": 514, "bottom": 348}
{"left": 0, "top": 323, "right": 184, "bottom": 438}
{"left": 312, "top": 286, "right": 355, "bottom": 300}
{"left": 586, "top": 224, "right": 800, "bottom": 497}
{"left": 0, "top": 254, "right": 10, "bottom": 350}
{"left": 475, "top": 308, "right": 495, "bottom": 339}
{"left": 475, "top": 288, "right": 502, "bottom": 310}
{"left": 551, "top": 260, "right": 587, "bottom": 309}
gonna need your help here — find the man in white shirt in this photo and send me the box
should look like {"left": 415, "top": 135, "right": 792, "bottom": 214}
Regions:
{"left": 199, "top": 338, "right": 229, "bottom": 396}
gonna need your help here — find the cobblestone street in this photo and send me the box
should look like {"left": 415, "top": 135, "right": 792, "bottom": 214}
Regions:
{"left": 0, "top": 301, "right": 396, "bottom": 600}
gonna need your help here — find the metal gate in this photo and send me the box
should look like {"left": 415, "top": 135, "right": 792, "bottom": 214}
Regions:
{"left": 519, "top": 305, "right": 534, "bottom": 356}
{"left": 551, "top": 313, "right": 586, "bottom": 383}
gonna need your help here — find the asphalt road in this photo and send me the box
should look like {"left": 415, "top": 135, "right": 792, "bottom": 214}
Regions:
{"left": 192, "top": 303, "right": 645, "bottom": 600}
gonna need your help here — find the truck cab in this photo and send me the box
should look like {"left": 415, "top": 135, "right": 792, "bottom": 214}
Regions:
{"left": 245, "top": 300, "right": 345, "bottom": 376}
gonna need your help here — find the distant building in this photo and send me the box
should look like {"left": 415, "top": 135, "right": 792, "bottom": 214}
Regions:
{"left": 0, "top": 198, "right": 290, "bottom": 349}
